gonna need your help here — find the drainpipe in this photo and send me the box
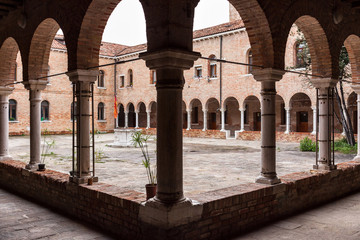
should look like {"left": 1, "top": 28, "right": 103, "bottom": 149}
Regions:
{"left": 114, "top": 59, "right": 117, "bottom": 129}
{"left": 220, "top": 35, "right": 223, "bottom": 128}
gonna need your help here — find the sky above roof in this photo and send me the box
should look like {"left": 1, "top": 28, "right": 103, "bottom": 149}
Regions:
{"left": 101, "top": 0, "right": 229, "bottom": 46}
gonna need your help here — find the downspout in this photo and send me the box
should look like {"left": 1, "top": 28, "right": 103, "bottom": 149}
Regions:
{"left": 220, "top": 35, "right": 223, "bottom": 116}
{"left": 114, "top": 58, "right": 117, "bottom": 129}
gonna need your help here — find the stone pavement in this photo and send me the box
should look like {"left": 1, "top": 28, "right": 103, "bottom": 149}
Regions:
{"left": 1, "top": 186, "right": 360, "bottom": 240}
{"left": 0, "top": 188, "right": 115, "bottom": 240}
{"left": 8, "top": 133, "right": 355, "bottom": 195}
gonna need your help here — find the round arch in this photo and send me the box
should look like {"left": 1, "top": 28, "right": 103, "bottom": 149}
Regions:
{"left": 117, "top": 103, "right": 125, "bottom": 128}
{"left": 0, "top": 37, "right": 21, "bottom": 86}
{"left": 243, "top": 95, "right": 261, "bottom": 131}
{"left": 344, "top": 35, "right": 360, "bottom": 83}
{"left": 223, "top": 97, "right": 240, "bottom": 133}
{"left": 205, "top": 98, "right": 220, "bottom": 130}
{"left": 137, "top": 102, "right": 147, "bottom": 128}
{"left": 290, "top": 92, "right": 312, "bottom": 132}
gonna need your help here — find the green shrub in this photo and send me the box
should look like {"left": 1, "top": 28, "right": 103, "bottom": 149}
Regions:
{"left": 300, "top": 137, "right": 316, "bottom": 152}
{"left": 333, "top": 138, "right": 357, "bottom": 154}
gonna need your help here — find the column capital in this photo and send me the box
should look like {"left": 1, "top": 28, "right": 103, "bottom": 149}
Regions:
{"left": 351, "top": 84, "right": 360, "bottom": 94}
{"left": 0, "top": 86, "right": 14, "bottom": 96}
{"left": 252, "top": 68, "right": 285, "bottom": 82}
{"left": 66, "top": 69, "right": 98, "bottom": 83}
{"left": 284, "top": 107, "right": 291, "bottom": 111}
{"left": 23, "top": 80, "right": 47, "bottom": 91}
{"left": 135, "top": 110, "right": 140, "bottom": 114}
{"left": 311, "top": 106, "right": 317, "bottom": 110}
{"left": 146, "top": 110, "right": 151, "bottom": 114}
{"left": 310, "top": 78, "right": 338, "bottom": 89}
{"left": 239, "top": 108, "right": 244, "bottom": 112}
{"left": 186, "top": 109, "right": 192, "bottom": 113}
{"left": 140, "top": 49, "right": 201, "bottom": 70}
{"left": 124, "top": 111, "right": 129, "bottom": 114}
{"left": 202, "top": 108, "right": 208, "bottom": 112}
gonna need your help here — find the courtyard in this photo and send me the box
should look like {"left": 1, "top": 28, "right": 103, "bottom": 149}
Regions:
{"left": 9, "top": 133, "right": 355, "bottom": 196}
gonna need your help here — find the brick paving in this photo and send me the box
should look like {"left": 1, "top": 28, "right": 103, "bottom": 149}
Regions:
{"left": 9, "top": 133, "right": 355, "bottom": 195}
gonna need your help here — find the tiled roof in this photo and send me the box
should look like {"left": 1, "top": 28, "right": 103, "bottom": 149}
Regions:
{"left": 51, "top": 20, "right": 244, "bottom": 57}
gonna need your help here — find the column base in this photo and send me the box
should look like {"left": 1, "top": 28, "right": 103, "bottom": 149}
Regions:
{"left": 284, "top": 131, "right": 290, "bottom": 134}
{"left": 69, "top": 175, "right": 99, "bottom": 184}
{"left": 202, "top": 128, "right": 207, "bottom": 131}
{"left": 353, "top": 155, "right": 360, "bottom": 161}
{"left": 240, "top": 129, "right": 245, "bottom": 132}
{"left": 311, "top": 131, "right": 316, "bottom": 135}
{"left": 255, "top": 175, "right": 281, "bottom": 185}
{"left": 0, "top": 155, "right": 12, "bottom": 161}
{"left": 313, "top": 164, "right": 337, "bottom": 170}
{"left": 139, "top": 197, "right": 202, "bottom": 229}
{"left": 25, "top": 163, "right": 39, "bottom": 171}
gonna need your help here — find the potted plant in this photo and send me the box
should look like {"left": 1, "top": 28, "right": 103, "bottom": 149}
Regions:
{"left": 131, "top": 131, "right": 157, "bottom": 200}
{"left": 39, "top": 129, "right": 55, "bottom": 171}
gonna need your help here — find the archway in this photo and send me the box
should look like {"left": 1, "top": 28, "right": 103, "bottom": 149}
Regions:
{"left": 223, "top": 97, "right": 240, "bottom": 135}
{"left": 137, "top": 102, "right": 147, "bottom": 128}
{"left": 189, "top": 99, "right": 203, "bottom": 130}
{"left": 127, "top": 103, "right": 135, "bottom": 128}
{"left": 149, "top": 102, "right": 157, "bottom": 128}
{"left": 243, "top": 95, "right": 261, "bottom": 131}
{"left": 182, "top": 101, "right": 187, "bottom": 129}
{"left": 290, "top": 93, "right": 312, "bottom": 132}
{"left": 206, "top": 98, "right": 220, "bottom": 130}
{"left": 347, "top": 92, "right": 357, "bottom": 133}
{"left": 117, "top": 104, "right": 125, "bottom": 128}
{"left": 275, "top": 95, "right": 286, "bottom": 132}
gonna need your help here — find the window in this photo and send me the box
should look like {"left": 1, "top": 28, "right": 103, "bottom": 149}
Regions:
{"left": 295, "top": 41, "right": 307, "bottom": 68}
{"left": 247, "top": 50, "right": 253, "bottom": 74}
{"left": 194, "top": 66, "right": 202, "bottom": 78}
{"left": 9, "top": 99, "right": 17, "bottom": 121}
{"left": 128, "top": 69, "right": 133, "bottom": 87}
{"left": 192, "top": 107, "right": 199, "bottom": 123}
{"left": 98, "top": 102, "right": 105, "bottom": 120}
{"left": 98, "top": 70, "right": 105, "bottom": 88}
{"left": 120, "top": 75, "right": 125, "bottom": 88}
{"left": 41, "top": 101, "right": 49, "bottom": 121}
{"left": 71, "top": 102, "right": 77, "bottom": 121}
{"left": 150, "top": 70, "right": 157, "bottom": 84}
{"left": 208, "top": 55, "right": 217, "bottom": 78}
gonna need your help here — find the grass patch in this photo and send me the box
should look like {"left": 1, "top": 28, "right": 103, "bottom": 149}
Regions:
{"left": 300, "top": 137, "right": 357, "bottom": 154}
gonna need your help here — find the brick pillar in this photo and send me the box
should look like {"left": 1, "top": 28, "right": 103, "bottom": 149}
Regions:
{"left": 284, "top": 107, "right": 291, "bottom": 134}
{"left": 0, "top": 87, "right": 14, "bottom": 161}
{"left": 253, "top": 68, "right": 284, "bottom": 185}
{"left": 146, "top": 110, "right": 151, "bottom": 129}
{"left": 311, "top": 106, "right": 317, "bottom": 135}
{"left": 67, "top": 70, "right": 98, "bottom": 183}
{"left": 186, "top": 109, "right": 191, "bottom": 130}
{"left": 202, "top": 108, "right": 208, "bottom": 131}
{"left": 24, "top": 81, "right": 47, "bottom": 170}
{"left": 240, "top": 108, "right": 245, "bottom": 132}
{"left": 312, "top": 78, "right": 338, "bottom": 170}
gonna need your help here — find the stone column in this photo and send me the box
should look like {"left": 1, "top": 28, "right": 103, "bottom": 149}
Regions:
{"left": 240, "top": 108, "right": 245, "bottom": 132}
{"left": 135, "top": 110, "right": 139, "bottom": 128}
{"left": 0, "top": 87, "right": 14, "bottom": 161}
{"left": 202, "top": 109, "right": 208, "bottom": 131}
{"left": 67, "top": 70, "right": 98, "bottom": 183}
{"left": 220, "top": 108, "right": 226, "bottom": 131}
{"left": 186, "top": 109, "right": 191, "bottom": 130}
{"left": 24, "top": 81, "right": 47, "bottom": 170}
{"left": 312, "top": 78, "right": 338, "bottom": 170}
{"left": 253, "top": 68, "right": 284, "bottom": 185}
{"left": 124, "top": 111, "right": 129, "bottom": 128}
{"left": 141, "top": 49, "right": 200, "bottom": 204}
{"left": 311, "top": 106, "right": 317, "bottom": 135}
{"left": 146, "top": 110, "right": 151, "bottom": 129}
{"left": 284, "top": 107, "right": 291, "bottom": 134}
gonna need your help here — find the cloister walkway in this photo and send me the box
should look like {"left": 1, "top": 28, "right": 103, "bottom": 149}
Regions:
{"left": 1, "top": 187, "right": 360, "bottom": 239}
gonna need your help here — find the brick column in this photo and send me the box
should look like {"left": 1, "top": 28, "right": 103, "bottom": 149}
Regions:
{"left": 284, "top": 107, "right": 291, "bottom": 134}
{"left": 67, "top": 70, "right": 98, "bottom": 183}
{"left": 220, "top": 108, "right": 226, "bottom": 131}
{"left": 312, "top": 78, "right": 337, "bottom": 170}
{"left": 311, "top": 106, "right": 317, "bottom": 135}
{"left": 146, "top": 110, "right": 151, "bottom": 129}
{"left": 0, "top": 87, "right": 14, "bottom": 161}
{"left": 202, "top": 108, "right": 207, "bottom": 131}
{"left": 124, "top": 111, "right": 129, "bottom": 128}
{"left": 135, "top": 110, "right": 139, "bottom": 128}
{"left": 186, "top": 109, "right": 191, "bottom": 130}
{"left": 240, "top": 108, "right": 245, "bottom": 132}
{"left": 24, "top": 80, "right": 47, "bottom": 170}
{"left": 253, "top": 68, "right": 284, "bottom": 185}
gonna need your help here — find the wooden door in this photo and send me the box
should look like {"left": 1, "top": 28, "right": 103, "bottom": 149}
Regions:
{"left": 209, "top": 112, "right": 217, "bottom": 129}
{"left": 297, "top": 111, "right": 308, "bottom": 132}
{"left": 254, "top": 112, "right": 261, "bottom": 131}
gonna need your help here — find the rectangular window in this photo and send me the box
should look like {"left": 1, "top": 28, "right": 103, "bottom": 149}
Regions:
{"left": 194, "top": 66, "right": 202, "bottom": 78}
{"left": 120, "top": 76, "right": 125, "bottom": 88}
{"left": 210, "top": 64, "right": 217, "bottom": 78}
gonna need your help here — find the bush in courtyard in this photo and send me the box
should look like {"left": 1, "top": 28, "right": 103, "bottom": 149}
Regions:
{"left": 300, "top": 137, "right": 316, "bottom": 152}
{"left": 333, "top": 138, "right": 357, "bottom": 154}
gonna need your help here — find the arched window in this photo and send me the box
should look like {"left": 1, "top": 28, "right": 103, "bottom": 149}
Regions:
{"left": 41, "top": 101, "right": 49, "bottom": 121}
{"left": 150, "top": 70, "right": 156, "bottom": 84}
{"left": 295, "top": 41, "right": 306, "bottom": 68}
{"left": 98, "top": 102, "right": 105, "bottom": 120}
{"left": 247, "top": 50, "right": 253, "bottom": 74}
{"left": 208, "top": 55, "right": 217, "bottom": 78}
{"left": 98, "top": 70, "right": 105, "bottom": 88}
{"left": 128, "top": 69, "right": 133, "bottom": 87}
{"left": 9, "top": 99, "right": 17, "bottom": 121}
{"left": 71, "top": 102, "right": 77, "bottom": 121}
